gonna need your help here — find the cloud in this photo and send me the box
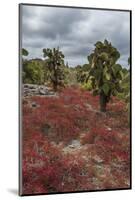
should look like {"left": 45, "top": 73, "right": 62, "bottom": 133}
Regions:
{"left": 21, "top": 5, "right": 130, "bottom": 67}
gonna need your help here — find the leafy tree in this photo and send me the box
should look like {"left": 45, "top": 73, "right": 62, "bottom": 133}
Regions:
{"left": 43, "top": 47, "right": 65, "bottom": 91}
{"left": 23, "top": 59, "right": 44, "bottom": 84}
{"left": 86, "top": 39, "right": 123, "bottom": 112}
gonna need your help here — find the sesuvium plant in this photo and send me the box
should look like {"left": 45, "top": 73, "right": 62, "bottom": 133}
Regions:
{"left": 86, "top": 39, "right": 123, "bottom": 112}
{"left": 43, "top": 47, "right": 65, "bottom": 91}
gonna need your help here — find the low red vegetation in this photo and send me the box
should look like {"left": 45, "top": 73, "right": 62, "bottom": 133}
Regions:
{"left": 22, "top": 86, "right": 130, "bottom": 194}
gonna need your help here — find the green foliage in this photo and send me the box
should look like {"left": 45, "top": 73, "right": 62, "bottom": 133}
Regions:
{"left": 66, "top": 67, "right": 79, "bottom": 86}
{"left": 62, "top": 66, "right": 73, "bottom": 85}
{"left": 102, "top": 83, "right": 110, "bottom": 96}
{"left": 22, "top": 48, "right": 29, "bottom": 56}
{"left": 75, "top": 64, "right": 90, "bottom": 83}
{"left": 43, "top": 47, "right": 65, "bottom": 91}
{"left": 87, "top": 39, "right": 123, "bottom": 111}
{"left": 23, "top": 59, "right": 44, "bottom": 84}
{"left": 81, "top": 81, "right": 92, "bottom": 91}
{"left": 117, "top": 68, "right": 130, "bottom": 123}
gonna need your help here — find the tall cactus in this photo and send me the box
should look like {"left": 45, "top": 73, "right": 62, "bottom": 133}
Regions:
{"left": 43, "top": 47, "right": 65, "bottom": 91}
{"left": 87, "top": 39, "right": 123, "bottom": 112}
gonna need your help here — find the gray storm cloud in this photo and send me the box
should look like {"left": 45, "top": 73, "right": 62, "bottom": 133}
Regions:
{"left": 21, "top": 5, "right": 130, "bottom": 67}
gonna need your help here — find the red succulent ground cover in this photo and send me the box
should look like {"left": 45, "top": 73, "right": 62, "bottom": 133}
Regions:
{"left": 22, "top": 86, "right": 130, "bottom": 194}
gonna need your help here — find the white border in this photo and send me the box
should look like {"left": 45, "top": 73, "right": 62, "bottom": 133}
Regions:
{"left": 0, "top": 0, "right": 134, "bottom": 199}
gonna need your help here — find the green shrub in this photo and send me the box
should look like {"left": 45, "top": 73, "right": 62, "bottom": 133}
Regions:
{"left": 81, "top": 81, "right": 92, "bottom": 91}
{"left": 23, "top": 60, "right": 44, "bottom": 85}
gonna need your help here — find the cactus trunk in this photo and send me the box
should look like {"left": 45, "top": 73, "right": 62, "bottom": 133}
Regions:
{"left": 53, "top": 68, "right": 58, "bottom": 91}
{"left": 53, "top": 81, "right": 57, "bottom": 91}
{"left": 100, "top": 91, "right": 107, "bottom": 112}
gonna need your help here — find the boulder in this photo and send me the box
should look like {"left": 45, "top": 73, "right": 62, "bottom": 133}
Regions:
{"left": 23, "top": 84, "right": 56, "bottom": 97}
{"left": 39, "top": 88, "right": 48, "bottom": 95}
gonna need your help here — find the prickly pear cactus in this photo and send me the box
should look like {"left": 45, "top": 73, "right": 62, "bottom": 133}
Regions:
{"left": 43, "top": 47, "right": 65, "bottom": 91}
{"left": 87, "top": 39, "right": 123, "bottom": 112}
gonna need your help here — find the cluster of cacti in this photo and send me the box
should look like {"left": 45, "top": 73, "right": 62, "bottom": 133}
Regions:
{"left": 21, "top": 43, "right": 130, "bottom": 113}
{"left": 86, "top": 39, "right": 123, "bottom": 112}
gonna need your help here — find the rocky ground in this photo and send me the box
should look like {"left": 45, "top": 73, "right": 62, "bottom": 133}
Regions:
{"left": 22, "top": 84, "right": 56, "bottom": 97}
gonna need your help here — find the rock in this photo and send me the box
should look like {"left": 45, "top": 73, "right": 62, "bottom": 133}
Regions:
{"left": 24, "top": 84, "right": 29, "bottom": 88}
{"left": 92, "top": 155, "right": 104, "bottom": 163}
{"left": 39, "top": 89, "right": 47, "bottom": 95}
{"left": 24, "top": 84, "right": 37, "bottom": 89}
{"left": 23, "top": 84, "right": 56, "bottom": 97}
{"left": 48, "top": 91, "right": 55, "bottom": 95}
{"left": 69, "top": 140, "right": 81, "bottom": 148}
{"left": 85, "top": 103, "right": 93, "bottom": 110}
{"left": 63, "top": 139, "right": 81, "bottom": 153}
{"left": 31, "top": 102, "right": 39, "bottom": 108}
{"left": 107, "top": 127, "right": 112, "bottom": 131}
{"left": 31, "top": 102, "right": 36, "bottom": 107}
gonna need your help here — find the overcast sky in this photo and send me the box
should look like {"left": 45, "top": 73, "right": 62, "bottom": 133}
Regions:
{"left": 21, "top": 5, "right": 130, "bottom": 67}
